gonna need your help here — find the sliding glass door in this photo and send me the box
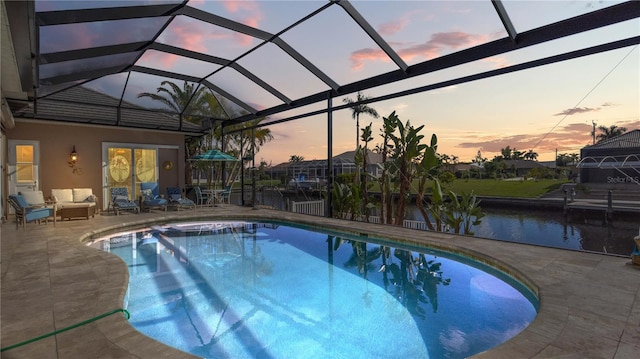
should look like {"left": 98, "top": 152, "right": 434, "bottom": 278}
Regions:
{"left": 105, "top": 146, "right": 157, "bottom": 208}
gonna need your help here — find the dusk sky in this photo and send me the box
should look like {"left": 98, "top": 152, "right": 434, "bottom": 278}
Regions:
{"left": 254, "top": 1, "right": 639, "bottom": 165}
{"left": 37, "top": 0, "right": 639, "bottom": 165}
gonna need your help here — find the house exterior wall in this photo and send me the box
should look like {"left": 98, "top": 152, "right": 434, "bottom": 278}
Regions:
{"left": 4, "top": 119, "right": 185, "bottom": 213}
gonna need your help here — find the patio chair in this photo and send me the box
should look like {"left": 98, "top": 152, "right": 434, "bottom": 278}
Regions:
{"left": 193, "top": 186, "right": 211, "bottom": 206}
{"left": 166, "top": 186, "right": 196, "bottom": 211}
{"left": 218, "top": 185, "right": 232, "bottom": 205}
{"left": 8, "top": 194, "right": 56, "bottom": 229}
{"left": 110, "top": 187, "right": 140, "bottom": 215}
{"left": 140, "top": 182, "right": 168, "bottom": 213}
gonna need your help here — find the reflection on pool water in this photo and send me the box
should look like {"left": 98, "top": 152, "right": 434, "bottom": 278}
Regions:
{"left": 91, "top": 221, "right": 537, "bottom": 359}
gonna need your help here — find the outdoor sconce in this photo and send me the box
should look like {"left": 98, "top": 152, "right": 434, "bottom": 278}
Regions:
{"left": 68, "top": 145, "right": 78, "bottom": 167}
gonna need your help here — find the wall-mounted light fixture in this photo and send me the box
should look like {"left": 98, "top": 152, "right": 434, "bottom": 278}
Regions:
{"left": 68, "top": 145, "right": 78, "bottom": 167}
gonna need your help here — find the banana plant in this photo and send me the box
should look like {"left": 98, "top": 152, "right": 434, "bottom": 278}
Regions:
{"left": 444, "top": 191, "right": 485, "bottom": 235}
{"left": 376, "top": 114, "right": 398, "bottom": 224}
{"left": 388, "top": 112, "right": 426, "bottom": 226}
{"left": 415, "top": 133, "right": 440, "bottom": 230}
{"left": 331, "top": 182, "right": 362, "bottom": 220}
{"left": 420, "top": 179, "right": 448, "bottom": 232}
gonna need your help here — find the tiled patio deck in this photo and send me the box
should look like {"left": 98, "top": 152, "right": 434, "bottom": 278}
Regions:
{"left": 1, "top": 206, "right": 639, "bottom": 358}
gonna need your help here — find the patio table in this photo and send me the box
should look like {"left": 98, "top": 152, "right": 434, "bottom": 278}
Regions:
{"left": 202, "top": 189, "right": 225, "bottom": 206}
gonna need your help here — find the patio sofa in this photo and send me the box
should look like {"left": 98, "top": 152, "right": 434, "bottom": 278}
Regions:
{"left": 50, "top": 188, "right": 98, "bottom": 220}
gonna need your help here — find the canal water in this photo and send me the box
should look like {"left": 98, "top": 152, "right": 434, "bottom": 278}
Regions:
{"left": 240, "top": 190, "right": 639, "bottom": 257}
{"left": 408, "top": 205, "right": 638, "bottom": 256}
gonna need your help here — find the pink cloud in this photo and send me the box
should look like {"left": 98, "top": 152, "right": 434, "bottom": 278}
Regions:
{"left": 430, "top": 32, "right": 489, "bottom": 49}
{"left": 222, "top": 1, "right": 264, "bottom": 46}
{"left": 377, "top": 10, "right": 433, "bottom": 36}
{"left": 553, "top": 107, "right": 601, "bottom": 116}
{"left": 222, "top": 0, "right": 263, "bottom": 29}
{"left": 162, "top": 21, "right": 211, "bottom": 53}
{"left": 223, "top": 0, "right": 260, "bottom": 13}
{"left": 454, "top": 121, "right": 629, "bottom": 156}
{"left": 378, "top": 18, "right": 411, "bottom": 36}
{"left": 397, "top": 42, "right": 441, "bottom": 62}
{"left": 482, "top": 56, "right": 511, "bottom": 68}
{"left": 138, "top": 51, "right": 180, "bottom": 69}
{"left": 40, "top": 23, "right": 99, "bottom": 53}
{"left": 233, "top": 13, "right": 263, "bottom": 46}
{"left": 350, "top": 31, "right": 492, "bottom": 69}
{"left": 350, "top": 48, "right": 389, "bottom": 71}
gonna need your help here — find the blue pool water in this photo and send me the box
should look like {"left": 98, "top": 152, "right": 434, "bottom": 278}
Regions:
{"left": 91, "top": 221, "right": 537, "bottom": 359}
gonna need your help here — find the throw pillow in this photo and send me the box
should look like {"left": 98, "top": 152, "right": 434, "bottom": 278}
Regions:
{"left": 84, "top": 194, "right": 97, "bottom": 202}
{"left": 115, "top": 195, "right": 128, "bottom": 201}
{"left": 170, "top": 194, "right": 182, "bottom": 200}
{"left": 141, "top": 189, "right": 153, "bottom": 200}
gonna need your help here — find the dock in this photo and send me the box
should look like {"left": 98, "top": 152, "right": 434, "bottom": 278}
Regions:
{"left": 563, "top": 189, "right": 640, "bottom": 222}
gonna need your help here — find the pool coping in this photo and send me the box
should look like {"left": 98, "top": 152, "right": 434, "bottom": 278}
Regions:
{"left": 1, "top": 206, "right": 639, "bottom": 358}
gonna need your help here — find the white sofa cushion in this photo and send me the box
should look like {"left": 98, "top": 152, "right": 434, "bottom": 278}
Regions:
{"left": 52, "top": 189, "right": 73, "bottom": 203}
{"left": 73, "top": 188, "right": 94, "bottom": 203}
{"left": 19, "top": 190, "right": 45, "bottom": 206}
{"left": 57, "top": 202, "right": 95, "bottom": 209}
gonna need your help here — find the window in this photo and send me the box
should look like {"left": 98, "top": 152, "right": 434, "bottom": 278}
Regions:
{"left": 15, "top": 145, "right": 34, "bottom": 182}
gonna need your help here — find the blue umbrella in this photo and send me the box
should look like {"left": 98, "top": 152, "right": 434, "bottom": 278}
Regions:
{"left": 189, "top": 150, "right": 238, "bottom": 162}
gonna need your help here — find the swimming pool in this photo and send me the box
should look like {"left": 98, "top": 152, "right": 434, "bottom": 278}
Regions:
{"left": 91, "top": 220, "right": 538, "bottom": 359}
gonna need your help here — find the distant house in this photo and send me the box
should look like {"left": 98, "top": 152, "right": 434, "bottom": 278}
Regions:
{"left": 269, "top": 150, "right": 383, "bottom": 182}
{"left": 503, "top": 159, "right": 548, "bottom": 177}
{"left": 454, "top": 163, "right": 473, "bottom": 172}
{"left": 579, "top": 129, "right": 640, "bottom": 184}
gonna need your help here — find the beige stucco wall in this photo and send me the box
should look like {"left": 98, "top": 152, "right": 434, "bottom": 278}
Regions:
{"left": 5, "top": 119, "right": 186, "bottom": 211}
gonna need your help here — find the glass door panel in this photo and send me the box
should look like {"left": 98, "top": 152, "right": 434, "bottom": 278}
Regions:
{"left": 105, "top": 145, "right": 158, "bottom": 207}
{"left": 108, "top": 147, "right": 133, "bottom": 198}
{"left": 134, "top": 148, "right": 157, "bottom": 189}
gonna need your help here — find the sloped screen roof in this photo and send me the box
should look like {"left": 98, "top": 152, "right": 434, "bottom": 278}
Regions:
{"left": 13, "top": 0, "right": 640, "bottom": 135}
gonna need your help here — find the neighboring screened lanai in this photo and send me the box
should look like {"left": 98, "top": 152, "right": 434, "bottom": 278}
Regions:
{"left": 3, "top": 0, "right": 639, "bottom": 136}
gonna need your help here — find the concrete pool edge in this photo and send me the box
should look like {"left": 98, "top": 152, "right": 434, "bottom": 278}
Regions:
{"left": 2, "top": 207, "right": 638, "bottom": 358}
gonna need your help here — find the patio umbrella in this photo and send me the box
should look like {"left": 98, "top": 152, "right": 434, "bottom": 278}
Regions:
{"left": 188, "top": 149, "right": 238, "bottom": 162}
{"left": 189, "top": 150, "right": 239, "bottom": 190}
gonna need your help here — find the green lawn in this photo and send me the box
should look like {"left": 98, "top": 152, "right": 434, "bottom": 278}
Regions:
{"left": 363, "top": 178, "right": 569, "bottom": 198}
{"left": 438, "top": 179, "right": 569, "bottom": 198}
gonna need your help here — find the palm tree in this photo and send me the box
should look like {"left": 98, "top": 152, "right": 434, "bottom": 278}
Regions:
{"left": 289, "top": 155, "right": 304, "bottom": 162}
{"left": 524, "top": 149, "right": 538, "bottom": 161}
{"left": 569, "top": 153, "right": 580, "bottom": 165}
{"left": 343, "top": 92, "right": 379, "bottom": 149}
{"left": 137, "top": 80, "right": 209, "bottom": 114}
{"left": 138, "top": 81, "right": 211, "bottom": 184}
{"left": 360, "top": 123, "right": 373, "bottom": 222}
{"left": 289, "top": 155, "right": 304, "bottom": 181}
{"left": 596, "top": 125, "right": 627, "bottom": 143}
{"left": 500, "top": 146, "right": 513, "bottom": 160}
{"left": 212, "top": 118, "right": 274, "bottom": 187}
